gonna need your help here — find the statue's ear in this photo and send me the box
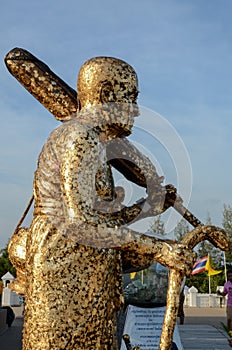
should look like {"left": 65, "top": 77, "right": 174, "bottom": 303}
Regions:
{"left": 100, "top": 81, "right": 115, "bottom": 103}
{"left": 77, "top": 97, "right": 81, "bottom": 111}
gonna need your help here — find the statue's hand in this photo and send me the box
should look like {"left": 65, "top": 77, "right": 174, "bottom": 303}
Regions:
{"left": 144, "top": 184, "right": 182, "bottom": 216}
{"left": 163, "top": 184, "right": 186, "bottom": 210}
{"left": 156, "top": 241, "right": 196, "bottom": 275}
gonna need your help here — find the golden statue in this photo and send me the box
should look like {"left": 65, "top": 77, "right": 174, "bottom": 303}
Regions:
{"left": 5, "top": 50, "right": 230, "bottom": 350}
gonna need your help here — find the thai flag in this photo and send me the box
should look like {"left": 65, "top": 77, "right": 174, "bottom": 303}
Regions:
{"left": 191, "top": 256, "right": 208, "bottom": 275}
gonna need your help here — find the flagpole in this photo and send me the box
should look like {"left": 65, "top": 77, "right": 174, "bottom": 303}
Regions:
{"left": 208, "top": 254, "right": 210, "bottom": 294}
{"left": 223, "top": 251, "right": 227, "bottom": 282}
{"left": 208, "top": 254, "right": 211, "bottom": 308}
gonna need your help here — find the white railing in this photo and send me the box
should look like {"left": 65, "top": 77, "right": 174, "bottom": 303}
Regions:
{"left": 184, "top": 286, "right": 226, "bottom": 308}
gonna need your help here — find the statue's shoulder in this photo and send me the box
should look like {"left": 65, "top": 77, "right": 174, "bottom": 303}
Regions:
{"left": 49, "top": 119, "right": 86, "bottom": 135}
{"left": 47, "top": 119, "right": 98, "bottom": 146}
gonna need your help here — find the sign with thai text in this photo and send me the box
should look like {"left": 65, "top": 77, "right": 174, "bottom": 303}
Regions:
{"left": 120, "top": 305, "right": 183, "bottom": 350}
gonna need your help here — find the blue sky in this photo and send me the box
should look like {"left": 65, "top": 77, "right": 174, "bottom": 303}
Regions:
{"left": 1, "top": 0, "right": 232, "bottom": 248}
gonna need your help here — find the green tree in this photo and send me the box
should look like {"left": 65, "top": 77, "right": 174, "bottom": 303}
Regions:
{"left": 149, "top": 215, "right": 165, "bottom": 235}
{"left": 198, "top": 212, "right": 213, "bottom": 257}
{"left": 187, "top": 270, "right": 225, "bottom": 293}
{"left": 0, "top": 244, "right": 16, "bottom": 278}
{"left": 198, "top": 212, "right": 223, "bottom": 267}
{"left": 173, "top": 219, "right": 190, "bottom": 242}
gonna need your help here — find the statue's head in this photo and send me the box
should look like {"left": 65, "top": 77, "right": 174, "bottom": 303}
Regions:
{"left": 78, "top": 56, "right": 139, "bottom": 108}
{"left": 77, "top": 57, "right": 139, "bottom": 137}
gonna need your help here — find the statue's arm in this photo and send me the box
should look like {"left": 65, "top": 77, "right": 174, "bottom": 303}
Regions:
{"left": 58, "top": 125, "right": 194, "bottom": 273}
{"left": 67, "top": 222, "right": 194, "bottom": 275}
{"left": 107, "top": 137, "right": 177, "bottom": 218}
{"left": 121, "top": 250, "right": 154, "bottom": 273}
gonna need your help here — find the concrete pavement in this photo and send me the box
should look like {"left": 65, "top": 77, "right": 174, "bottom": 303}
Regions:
{"left": 179, "top": 325, "right": 231, "bottom": 350}
{"left": 178, "top": 307, "right": 231, "bottom": 349}
{"left": 0, "top": 317, "right": 23, "bottom": 350}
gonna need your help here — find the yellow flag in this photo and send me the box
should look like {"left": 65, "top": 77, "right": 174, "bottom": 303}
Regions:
{"left": 130, "top": 272, "right": 136, "bottom": 279}
{"left": 205, "top": 258, "right": 222, "bottom": 276}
